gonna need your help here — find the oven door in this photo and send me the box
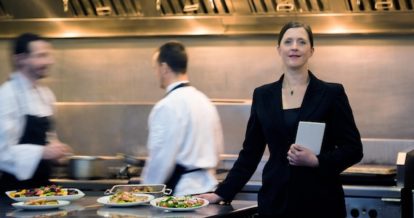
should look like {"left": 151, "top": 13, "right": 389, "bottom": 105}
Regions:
{"left": 345, "top": 196, "right": 401, "bottom": 218}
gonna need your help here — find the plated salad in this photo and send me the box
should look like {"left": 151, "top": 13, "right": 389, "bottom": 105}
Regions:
{"left": 156, "top": 196, "right": 205, "bottom": 208}
{"left": 8, "top": 185, "right": 78, "bottom": 198}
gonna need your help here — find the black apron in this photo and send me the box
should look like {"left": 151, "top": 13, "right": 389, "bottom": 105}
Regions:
{"left": 0, "top": 114, "right": 52, "bottom": 193}
{"left": 165, "top": 164, "right": 203, "bottom": 194}
{"left": 165, "top": 82, "right": 190, "bottom": 96}
{"left": 162, "top": 82, "right": 205, "bottom": 193}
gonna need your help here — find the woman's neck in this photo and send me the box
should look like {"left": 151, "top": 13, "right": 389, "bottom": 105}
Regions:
{"left": 284, "top": 69, "right": 309, "bottom": 86}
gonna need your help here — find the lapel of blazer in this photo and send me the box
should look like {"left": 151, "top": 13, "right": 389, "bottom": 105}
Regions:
{"left": 299, "top": 71, "right": 326, "bottom": 121}
{"left": 264, "top": 76, "right": 289, "bottom": 143}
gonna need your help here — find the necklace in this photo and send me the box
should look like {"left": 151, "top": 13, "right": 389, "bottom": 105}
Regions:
{"left": 283, "top": 77, "right": 310, "bottom": 96}
{"left": 284, "top": 79, "right": 295, "bottom": 96}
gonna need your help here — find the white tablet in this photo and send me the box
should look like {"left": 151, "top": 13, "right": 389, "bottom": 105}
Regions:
{"left": 295, "top": 121, "right": 326, "bottom": 155}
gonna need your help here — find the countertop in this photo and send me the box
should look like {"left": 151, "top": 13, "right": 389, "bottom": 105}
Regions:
{"left": 49, "top": 178, "right": 260, "bottom": 200}
{"left": 0, "top": 192, "right": 257, "bottom": 218}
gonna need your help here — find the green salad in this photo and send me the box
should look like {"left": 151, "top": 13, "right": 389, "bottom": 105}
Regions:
{"left": 157, "top": 196, "right": 205, "bottom": 208}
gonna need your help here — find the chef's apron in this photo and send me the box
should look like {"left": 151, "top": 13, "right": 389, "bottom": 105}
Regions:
{"left": 0, "top": 114, "right": 52, "bottom": 193}
{"left": 0, "top": 76, "right": 54, "bottom": 194}
{"left": 162, "top": 82, "right": 204, "bottom": 193}
{"left": 165, "top": 164, "right": 203, "bottom": 194}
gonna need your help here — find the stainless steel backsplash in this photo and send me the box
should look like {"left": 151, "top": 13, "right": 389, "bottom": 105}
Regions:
{"left": 54, "top": 102, "right": 251, "bottom": 156}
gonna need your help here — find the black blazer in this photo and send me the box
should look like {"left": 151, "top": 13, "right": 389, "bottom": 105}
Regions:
{"left": 215, "top": 72, "right": 363, "bottom": 218}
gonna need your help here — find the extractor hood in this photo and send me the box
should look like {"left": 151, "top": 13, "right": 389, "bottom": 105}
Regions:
{"left": 0, "top": 0, "right": 413, "bottom": 38}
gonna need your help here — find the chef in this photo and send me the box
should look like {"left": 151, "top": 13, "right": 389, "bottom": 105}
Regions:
{"left": 141, "top": 41, "right": 224, "bottom": 196}
{"left": 0, "top": 33, "right": 72, "bottom": 193}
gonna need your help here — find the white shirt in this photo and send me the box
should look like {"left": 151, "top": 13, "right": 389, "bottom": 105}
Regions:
{"left": 0, "top": 72, "right": 55, "bottom": 180}
{"left": 142, "top": 82, "right": 224, "bottom": 196}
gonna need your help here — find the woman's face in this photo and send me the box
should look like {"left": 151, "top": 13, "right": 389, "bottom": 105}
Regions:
{"left": 277, "top": 27, "right": 314, "bottom": 71}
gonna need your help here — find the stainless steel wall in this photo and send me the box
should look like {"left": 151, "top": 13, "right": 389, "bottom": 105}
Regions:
{"left": 0, "top": 35, "right": 413, "bottom": 155}
{"left": 54, "top": 102, "right": 250, "bottom": 156}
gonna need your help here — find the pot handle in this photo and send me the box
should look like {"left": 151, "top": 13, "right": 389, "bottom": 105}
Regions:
{"left": 104, "top": 189, "right": 113, "bottom": 195}
{"left": 164, "top": 188, "right": 172, "bottom": 196}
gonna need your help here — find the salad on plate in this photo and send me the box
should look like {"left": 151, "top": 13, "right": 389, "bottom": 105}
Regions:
{"left": 150, "top": 196, "right": 209, "bottom": 211}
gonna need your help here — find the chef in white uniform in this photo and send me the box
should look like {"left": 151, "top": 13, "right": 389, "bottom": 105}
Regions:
{"left": 141, "top": 41, "right": 224, "bottom": 196}
{"left": 0, "top": 33, "right": 71, "bottom": 193}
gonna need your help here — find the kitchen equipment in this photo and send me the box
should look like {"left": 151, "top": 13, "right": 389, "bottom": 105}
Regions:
{"left": 104, "top": 184, "right": 172, "bottom": 198}
{"left": 68, "top": 156, "right": 123, "bottom": 180}
{"left": 341, "top": 164, "right": 397, "bottom": 186}
{"left": 117, "top": 153, "right": 146, "bottom": 167}
{"left": 218, "top": 143, "right": 414, "bottom": 218}
{"left": 117, "top": 164, "right": 142, "bottom": 179}
{"left": 114, "top": 153, "right": 146, "bottom": 179}
{"left": 68, "top": 156, "right": 105, "bottom": 179}
{"left": 321, "top": 149, "right": 414, "bottom": 217}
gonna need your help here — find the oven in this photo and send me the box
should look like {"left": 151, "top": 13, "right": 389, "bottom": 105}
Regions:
{"left": 344, "top": 185, "right": 402, "bottom": 218}
{"left": 338, "top": 149, "right": 414, "bottom": 218}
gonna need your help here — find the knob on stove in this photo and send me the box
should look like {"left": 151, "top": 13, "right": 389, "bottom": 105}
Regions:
{"left": 368, "top": 209, "right": 378, "bottom": 218}
{"left": 350, "top": 208, "right": 359, "bottom": 217}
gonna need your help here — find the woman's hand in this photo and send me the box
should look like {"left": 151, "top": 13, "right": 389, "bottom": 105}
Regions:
{"left": 196, "top": 193, "right": 223, "bottom": 204}
{"left": 287, "top": 144, "right": 319, "bottom": 167}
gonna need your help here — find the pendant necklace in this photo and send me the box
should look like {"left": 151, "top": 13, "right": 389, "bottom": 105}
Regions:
{"left": 284, "top": 79, "right": 295, "bottom": 96}
{"left": 284, "top": 78, "right": 310, "bottom": 96}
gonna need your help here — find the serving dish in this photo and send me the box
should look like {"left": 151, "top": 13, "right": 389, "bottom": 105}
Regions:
{"left": 12, "top": 200, "right": 70, "bottom": 210}
{"left": 97, "top": 193, "right": 154, "bottom": 207}
{"left": 6, "top": 188, "right": 85, "bottom": 202}
{"left": 104, "top": 184, "right": 171, "bottom": 198}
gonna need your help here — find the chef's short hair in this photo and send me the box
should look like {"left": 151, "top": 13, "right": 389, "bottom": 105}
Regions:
{"left": 13, "top": 33, "right": 45, "bottom": 55}
{"left": 157, "top": 41, "right": 188, "bottom": 74}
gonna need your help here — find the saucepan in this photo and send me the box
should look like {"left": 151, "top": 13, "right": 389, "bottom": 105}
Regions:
{"left": 68, "top": 155, "right": 123, "bottom": 180}
{"left": 68, "top": 156, "right": 106, "bottom": 179}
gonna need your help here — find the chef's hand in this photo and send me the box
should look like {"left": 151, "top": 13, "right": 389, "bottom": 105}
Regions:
{"left": 196, "top": 193, "right": 223, "bottom": 204}
{"left": 42, "top": 141, "right": 73, "bottom": 160}
{"left": 287, "top": 144, "right": 319, "bottom": 167}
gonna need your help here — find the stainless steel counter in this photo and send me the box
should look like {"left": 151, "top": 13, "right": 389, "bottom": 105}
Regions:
{"left": 50, "top": 178, "right": 260, "bottom": 201}
{"left": 0, "top": 193, "right": 257, "bottom": 218}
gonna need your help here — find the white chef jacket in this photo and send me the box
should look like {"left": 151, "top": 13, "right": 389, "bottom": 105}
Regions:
{"left": 141, "top": 82, "right": 224, "bottom": 196}
{"left": 0, "top": 72, "right": 55, "bottom": 180}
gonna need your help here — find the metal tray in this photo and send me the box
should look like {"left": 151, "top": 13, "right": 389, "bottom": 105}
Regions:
{"left": 104, "top": 184, "right": 171, "bottom": 198}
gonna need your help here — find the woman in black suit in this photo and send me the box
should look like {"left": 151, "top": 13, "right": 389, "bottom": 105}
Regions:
{"left": 199, "top": 22, "right": 363, "bottom": 218}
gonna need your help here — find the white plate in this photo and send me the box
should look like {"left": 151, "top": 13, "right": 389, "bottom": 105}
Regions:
{"left": 97, "top": 193, "right": 154, "bottom": 207}
{"left": 12, "top": 200, "right": 70, "bottom": 210}
{"left": 6, "top": 189, "right": 85, "bottom": 202}
{"left": 150, "top": 196, "right": 209, "bottom": 211}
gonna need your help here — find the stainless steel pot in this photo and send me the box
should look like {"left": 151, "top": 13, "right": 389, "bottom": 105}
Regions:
{"left": 68, "top": 156, "right": 106, "bottom": 179}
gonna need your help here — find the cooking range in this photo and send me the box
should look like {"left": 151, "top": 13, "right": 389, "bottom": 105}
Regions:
{"left": 341, "top": 149, "right": 414, "bottom": 218}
